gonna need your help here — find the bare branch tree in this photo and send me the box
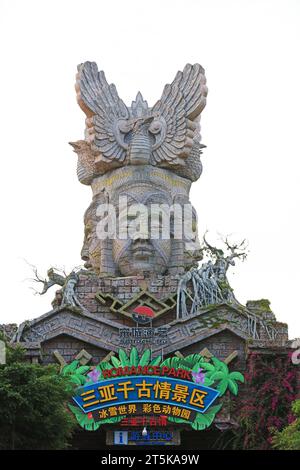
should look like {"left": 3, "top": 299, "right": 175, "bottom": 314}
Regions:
{"left": 23, "top": 260, "right": 66, "bottom": 295}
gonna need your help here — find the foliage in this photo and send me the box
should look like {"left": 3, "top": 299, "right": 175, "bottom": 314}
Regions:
{"left": 0, "top": 331, "right": 25, "bottom": 364}
{"left": 227, "top": 352, "right": 297, "bottom": 450}
{"left": 272, "top": 400, "right": 300, "bottom": 450}
{"left": 64, "top": 348, "right": 244, "bottom": 432}
{"left": 204, "top": 357, "right": 244, "bottom": 395}
{"left": 165, "top": 354, "right": 243, "bottom": 429}
{"left": 0, "top": 360, "right": 75, "bottom": 449}
{"left": 61, "top": 359, "right": 90, "bottom": 385}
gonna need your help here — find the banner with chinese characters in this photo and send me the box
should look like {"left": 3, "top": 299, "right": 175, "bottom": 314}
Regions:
{"left": 92, "top": 404, "right": 197, "bottom": 423}
{"left": 119, "top": 413, "right": 181, "bottom": 427}
{"left": 63, "top": 347, "right": 244, "bottom": 431}
{"left": 73, "top": 375, "right": 219, "bottom": 420}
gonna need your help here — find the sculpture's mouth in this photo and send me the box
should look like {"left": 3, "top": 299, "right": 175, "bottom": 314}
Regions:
{"left": 132, "top": 242, "right": 153, "bottom": 259}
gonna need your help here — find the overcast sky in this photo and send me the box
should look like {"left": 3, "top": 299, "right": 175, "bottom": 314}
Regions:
{"left": 0, "top": 0, "right": 299, "bottom": 338}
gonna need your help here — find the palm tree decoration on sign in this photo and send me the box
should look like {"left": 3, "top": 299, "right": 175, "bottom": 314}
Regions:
{"left": 62, "top": 348, "right": 244, "bottom": 431}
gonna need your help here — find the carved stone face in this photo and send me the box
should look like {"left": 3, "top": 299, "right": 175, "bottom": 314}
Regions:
{"left": 81, "top": 201, "right": 102, "bottom": 274}
{"left": 113, "top": 233, "right": 171, "bottom": 277}
{"left": 112, "top": 192, "right": 172, "bottom": 276}
{"left": 81, "top": 220, "right": 93, "bottom": 269}
{"left": 82, "top": 165, "right": 201, "bottom": 276}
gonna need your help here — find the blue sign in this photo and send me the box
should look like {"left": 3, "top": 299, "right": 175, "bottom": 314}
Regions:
{"left": 129, "top": 431, "right": 173, "bottom": 441}
{"left": 114, "top": 431, "right": 128, "bottom": 445}
{"left": 73, "top": 375, "right": 219, "bottom": 415}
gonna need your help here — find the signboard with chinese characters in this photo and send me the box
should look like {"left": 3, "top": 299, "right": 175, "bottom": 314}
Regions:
{"left": 107, "top": 430, "right": 181, "bottom": 446}
{"left": 119, "top": 327, "right": 168, "bottom": 347}
{"left": 73, "top": 375, "right": 219, "bottom": 419}
{"left": 119, "top": 414, "right": 170, "bottom": 427}
{"left": 92, "top": 402, "right": 196, "bottom": 422}
{"left": 65, "top": 347, "right": 244, "bottom": 432}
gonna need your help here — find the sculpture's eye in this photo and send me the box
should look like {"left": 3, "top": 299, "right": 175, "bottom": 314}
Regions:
{"left": 149, "top": 119, "right": 162, "bottom": 134}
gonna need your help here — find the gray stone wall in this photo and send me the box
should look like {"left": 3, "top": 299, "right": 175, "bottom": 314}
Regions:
{"left": 179, "top": 330, "right": 247, "bottom": 370}
{"left": 41, "top": 335, "right": 108, "bottom": 365}
{"left": 76, "top": 272, "right": 178, "bottom": 319}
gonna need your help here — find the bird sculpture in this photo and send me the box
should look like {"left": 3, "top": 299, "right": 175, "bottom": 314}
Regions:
{"left": 72, "top": 61, "right": 208, "bottom": 182}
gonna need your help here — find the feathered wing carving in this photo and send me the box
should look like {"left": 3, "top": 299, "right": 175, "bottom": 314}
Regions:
{"left": 74, "top": 62, "right": 207, "bottom": 180}
{"left": 151, "top": 63, "right": 208, "bottom": 167}
{"left": 75, "top": 61, "right": 129, "bottom": 162}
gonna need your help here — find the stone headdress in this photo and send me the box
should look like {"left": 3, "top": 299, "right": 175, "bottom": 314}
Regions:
{"left": 71, "top": 61, "right": 208, "bottom": 183}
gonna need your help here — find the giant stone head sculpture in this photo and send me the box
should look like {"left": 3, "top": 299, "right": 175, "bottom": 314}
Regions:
{"left": 71, "top": 62, "right": 208, "bottom": 277}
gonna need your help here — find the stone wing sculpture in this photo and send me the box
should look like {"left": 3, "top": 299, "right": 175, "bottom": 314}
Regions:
{"left": 74, "top": 62, "right": 208, "bottom": 181}
{"left": 151, "top": 63, "right": 207, "bottom": 166}
{"left": 76, "top": 62, "right": 129, "bottom": 163}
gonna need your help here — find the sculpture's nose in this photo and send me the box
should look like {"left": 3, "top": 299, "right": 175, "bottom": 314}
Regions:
{"left": 132, "top": 228, "right": 150, "bottom": 242}
{"left": 81, "top": 246, "right": 89, "bottom": 260}
{"left": 81, "top": 243, "right": 93, "bottom": 268}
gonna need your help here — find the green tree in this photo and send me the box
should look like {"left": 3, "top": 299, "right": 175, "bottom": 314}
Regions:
{"left": 272, "top": 400, "right": 300, "bottom": 450}
{"left": 0, "top": 339, "right": 75, "bottom": 449}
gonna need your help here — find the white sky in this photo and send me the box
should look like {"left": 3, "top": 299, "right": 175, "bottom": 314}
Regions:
{"left": 0, "top": 0, "right": 299, "bottom": 338}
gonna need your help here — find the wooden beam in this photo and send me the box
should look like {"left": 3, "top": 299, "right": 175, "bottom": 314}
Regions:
{"left": 175, "top": 351, "right": 184, "bottom": 358}
{"left": 199, "top": 347, "right": 213, "bottom": 358}
{"left": 224, "top": 350, "right": 238, "bottom": 364}
{"left": 102, "top": 351, "right": 115, "bottom": 363}
{"left": 53, "top": 350, "right": 66, "bottom": 370}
